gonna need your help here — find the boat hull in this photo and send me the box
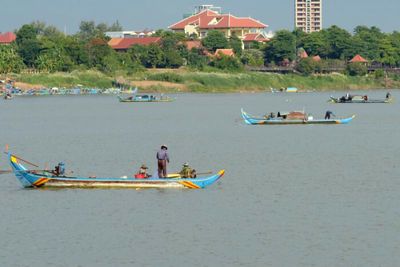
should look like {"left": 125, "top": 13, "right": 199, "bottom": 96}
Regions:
{"left": 118, "top": 96, "right": 174, "bottom": 103}
{"left": 9, "top": 154, "right": 223, "bottom": 189}
{"left": 241, "top": 109, "right": 355, "bottom": 125}
{"left": 329, "top": 97, "right": 393, "bottom": 104}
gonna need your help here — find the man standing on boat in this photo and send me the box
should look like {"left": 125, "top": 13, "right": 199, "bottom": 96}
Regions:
{"left": 156, "top": 145, "right": 169, "bottom": 178}
{"left": 325, "top": 111, "right": 335, "bottom": 120}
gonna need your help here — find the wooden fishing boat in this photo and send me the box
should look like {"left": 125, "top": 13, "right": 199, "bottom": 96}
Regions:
{"left": 241, "top": 109, "right": 355, "bottom": 125}
{"left": 118, "top": 95, "right": 174, "bottom": 103}
{"left": 8, "top": 153, "right": 224, "bottom": 189}
{"left": 270, "top": 87, "right": 298, "bottom": 93}
{"left": 329, "top": 95, "right": 393, "bottom": 103}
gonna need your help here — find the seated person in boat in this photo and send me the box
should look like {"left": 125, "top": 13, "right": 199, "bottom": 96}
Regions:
{"left": 134, "top": 164, "right": 151, "bottom": 179}
{"left": 386, "top": 92, "right": 391, "bottom": 99}
{"left": 53, "top": 162, "right": 65, "bottom": 176}
{"left": 179, "top": 163, "right": 197, "bottom": 178}
{"left": 363, "top": 95, "right": 368, "bottom": 101}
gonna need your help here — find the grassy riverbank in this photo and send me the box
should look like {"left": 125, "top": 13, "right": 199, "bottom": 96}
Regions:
{"left": 9, "top": 69, "right": 400, "bottom": 92}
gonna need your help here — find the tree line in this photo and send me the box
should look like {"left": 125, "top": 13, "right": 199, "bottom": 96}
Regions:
{"left": 1, "top": 21, "right": 400, "bottom": 76}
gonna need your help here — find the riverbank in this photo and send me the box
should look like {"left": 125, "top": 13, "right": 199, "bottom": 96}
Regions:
{"left": 5, "top": 69, "right": 400, "bottom": 93}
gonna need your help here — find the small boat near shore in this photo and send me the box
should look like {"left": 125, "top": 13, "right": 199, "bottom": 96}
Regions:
{"left": 8, "top": 153, "right": 224, "bottom": 189}
{"left": 118, "top": 94, "right": 174, "bottom": 103}
{"left": 241, "top": 109, "right": 355, "bottom": 125}
{"left": 271, "top": 87, "right": 298, "bottom": 93}
{"left": 329, "top": 94, "right": 393, "bottom": 103}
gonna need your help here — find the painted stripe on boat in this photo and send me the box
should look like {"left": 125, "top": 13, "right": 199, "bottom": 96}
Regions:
{"left": 34, "top": 177, "right": 49, "bottom": 186}
{"left": 179, "top": 181, "right": 201, "bottom": 189}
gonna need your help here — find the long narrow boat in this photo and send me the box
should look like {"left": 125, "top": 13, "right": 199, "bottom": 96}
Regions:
{"left": 118, "top": 95, "right": 174, "bottom": 103}
{"left": 9, "top": 153, "right": 224, "bottom": 189}
{"left": 241, "top": 109, "right": 355, "bottom": 125}
{"left": 329, "top": 95, "right": 393, "bottom": 104}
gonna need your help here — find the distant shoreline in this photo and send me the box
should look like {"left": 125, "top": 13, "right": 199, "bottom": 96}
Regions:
{"left": 3, "top": 70, "right": 400, "bottom": 93}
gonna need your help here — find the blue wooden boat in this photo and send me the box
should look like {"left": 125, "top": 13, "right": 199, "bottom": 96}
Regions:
{"left": 241, "top": 109, "right": 355, "bottom": 125}
{"left": 8, "top": 153, "right": 224, "bottom": 189}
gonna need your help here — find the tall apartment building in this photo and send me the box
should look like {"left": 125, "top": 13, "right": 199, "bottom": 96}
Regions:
{"left": 295, "top": 0, "right": 322, "bottom": 33}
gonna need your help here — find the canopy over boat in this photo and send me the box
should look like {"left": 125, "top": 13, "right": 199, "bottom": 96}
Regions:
{"left": 241, "top": 109, "right": 355, "bottom": 125}
{"left": 8, "top": 153, "right": 224, "bottom": 189}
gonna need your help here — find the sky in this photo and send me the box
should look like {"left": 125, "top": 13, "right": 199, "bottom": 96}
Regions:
{"left": 1, "top": 0, "right": 399, "bottom": 34}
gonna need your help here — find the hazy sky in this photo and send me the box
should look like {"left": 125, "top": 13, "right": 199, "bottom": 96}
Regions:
{"left": 1, "top": 0, "right": 399, "bottom": 33}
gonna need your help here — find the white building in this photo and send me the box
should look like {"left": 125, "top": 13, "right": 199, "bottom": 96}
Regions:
{"left": 295, "top": 0, "right": 322, "bottom": 33}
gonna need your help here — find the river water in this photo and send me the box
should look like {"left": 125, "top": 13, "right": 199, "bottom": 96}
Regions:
{"left": 0, "top": 90, "right": 399, "bottom": 267}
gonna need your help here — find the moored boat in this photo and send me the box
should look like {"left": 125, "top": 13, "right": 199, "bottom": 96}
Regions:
{"left": 8, "top": 153, "right": 224, "bottom": 189}
{"left": 329, "top": 94, "right": 393, "bottom": 103}
{"left": 241, "top": 109, "right": 355, "bottom": 125}
{"left": 118, "top": 94, "right": 174, "bottom": 102}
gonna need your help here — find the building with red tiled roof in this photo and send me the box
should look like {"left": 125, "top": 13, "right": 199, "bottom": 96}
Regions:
{"left": 182, "top": 40, "right": 203, "bottom": 50}
{"left": 0, "top": 32, "right": 16, "bottom": 44}
{"left": 350, "top": 54, "right": 368, "bottom": 63}
{"left": 169, "top": 5, "right": 267, "bottom": 44}
{"left": 108, "top": 37, "right": 162, "bottom": 51}
{"left": 214, "top": 49, "right": 235, "bottom": 58}
{"left": 312, "top": 55, "right": 321, "bottom": 61}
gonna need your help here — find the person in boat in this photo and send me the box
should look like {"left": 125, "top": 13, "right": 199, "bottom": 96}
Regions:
{"left": 134, "top": 164, "right": 151, "bottom": 179}
{"left": 325, "top": 110, "right": 335, "bottom": 120}
{"left": 363, "top": 95, "right": 368, "bottom": 101}
{"left": 156, "top": 145, "right": 169, "bottom": 178}
{"left": 179, "top": 163, "right": 197, "bottom": 178}
{"left": 386, "top": 92, "right": 391, "bottom": 99}
{"left": 53, "top": 162, "right": 65, "bottom": 176}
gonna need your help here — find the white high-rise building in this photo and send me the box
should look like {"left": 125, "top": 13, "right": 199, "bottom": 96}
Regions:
{"left": 295, "top": 0, "right": 322, "bottom": 33}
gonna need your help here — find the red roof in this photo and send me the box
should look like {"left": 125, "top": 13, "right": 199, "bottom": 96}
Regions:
{"left": 300, "top": 50, "right": 308, "bottom": 59}
{"left": 312, "top": 55, "right": 321, "bottom": 61}
{"left": 350, "top": 54, "right": 368, "bottom": 63}
{"left": 215, "top": 49, "right": 234, "bottom": 57}
{"left": 109, "top": 37, "right": 161, "bottom": 50}
{"left": 169, "top": 10, "right": 267, "bottom": 30}
{"left": 242, "top": 33, "right": 269, "bottom": 42}
{"left": 183, "top": 40, "right": 202, "bottom": 50}
{"left": 0, "top": 32, "right": 16, "bottom": 44}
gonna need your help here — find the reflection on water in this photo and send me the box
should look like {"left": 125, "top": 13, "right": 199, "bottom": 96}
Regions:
{"left": 0, "top": 91, "right": 399, "bottom": 266}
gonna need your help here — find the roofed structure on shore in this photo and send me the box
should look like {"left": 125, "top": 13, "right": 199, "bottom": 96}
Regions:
{"left": 214, "top": 48, "right": 235, "bottom": 57}
{"left": 169, "top": 5, "right": 268, "bottom": 48}
{"left": 0, "top": 32, "right": 16, "bottom": 44}
{"left": 108, "top": 37, "right": 162, "bottom": 51}
{"left": 350, "top": 54, "right": 368, "bottom": 63}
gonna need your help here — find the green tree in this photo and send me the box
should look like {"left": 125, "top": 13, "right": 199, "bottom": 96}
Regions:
{"left": 296, "top": 58, "right": 317, "bottom": 75}
{"left": 264, "top": 30, "right": 296, "bottom": 64}
{"left": 0, "top": 45, "right": 25, "bottom": 73}
{"left": 211, "top": 54, "right": 243, "bottom": 71}
{"left": 241, "top": 49, "right": 264, "bottom": 67}
{"left": 346, "top": 62, "right": 367, "bottom": 76}
{"left": 187, "top": 48, "right": 208, "bottom": 69}
{"left": 202, "top": 30, "right": 228, "bottom": 52}
{"left": 146, "top": 43, "right": 163, "bottom": 68}
{"left": 229, "top": 34, "right": 243, "bottom": 56}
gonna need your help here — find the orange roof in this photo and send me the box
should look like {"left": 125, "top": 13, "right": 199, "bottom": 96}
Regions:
{"left": 0, "top": 32, "right": 16, "bottom": 44}
{"left": 169, "top": 10, "right": 267, "bottom": 30}
{"left": 184, "top": 40, "right": 202, "bottom": 50}
{"left": 109, "top": 37, "right": 161, "bottom": 50}
{"left": 108, "top": 38, "right": 124, "bottom": 46}
{"left": 350, "top": 54, "right": 368, "bottom": 63}
{"left": 300, "top": 50, "right": 308, "bottom": 58}
{"left": 312, "top": 55, "right": 321, "bottom": 61}
{"left": 215, "top": 49, "right": 234, "bottom": 57}
{"left": 242, "top": 33, "right": 269, "bottom": 42}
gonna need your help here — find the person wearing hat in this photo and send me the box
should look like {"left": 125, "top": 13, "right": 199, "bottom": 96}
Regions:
{"left": 156, "top": 145, "right": 170, "bottom": 178}
{"left": 179, "top": 162, "right": 197, "bottom": 178}
{"left": 134, "top": 164, "right": 151, "bottom": 179}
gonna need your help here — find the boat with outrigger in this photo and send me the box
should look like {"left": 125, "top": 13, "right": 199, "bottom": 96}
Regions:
{"left": 329, "top": 93, "right": 393, "bottom": 103}
{"left": 241, "top": 108, "right": 355, "bottom": 125}
{"left": 7, "top": 151, "right": 224, "bottom": 189}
